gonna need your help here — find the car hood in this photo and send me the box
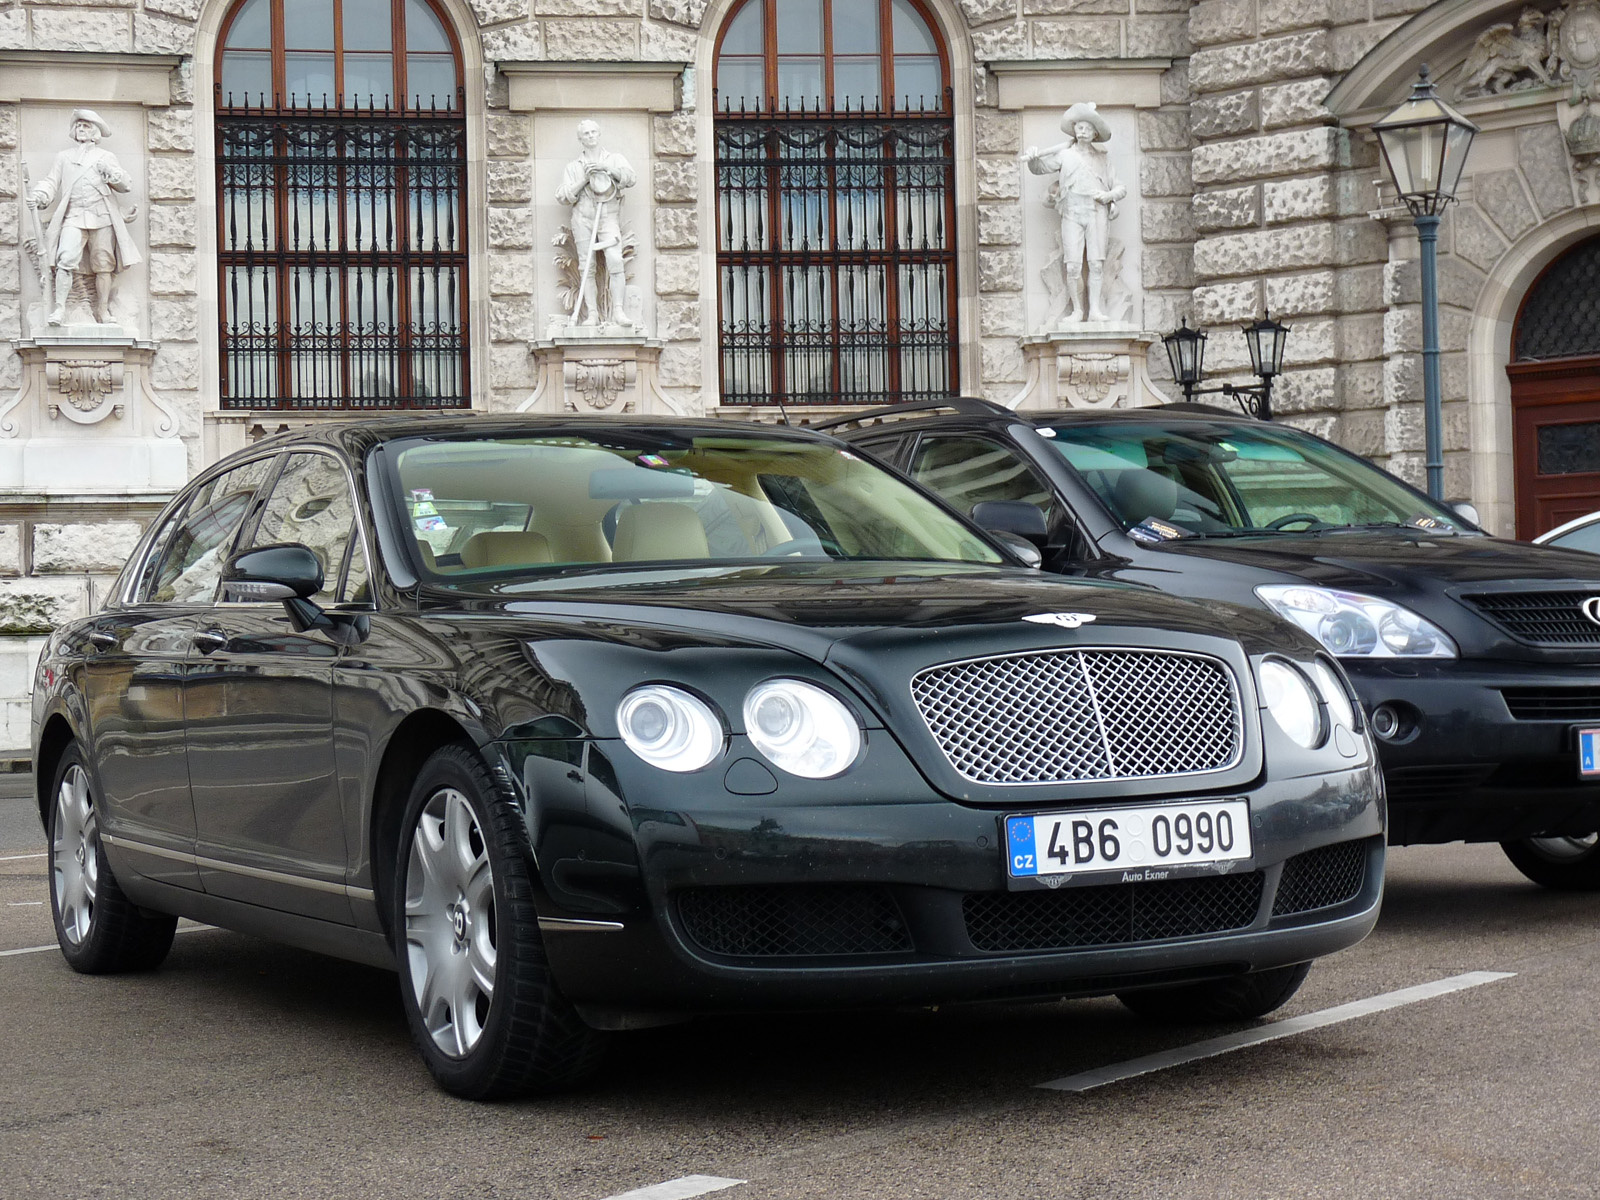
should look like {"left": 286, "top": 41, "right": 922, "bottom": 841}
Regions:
{"left": 1142, "top": 530, "right": 1600, "bottom": 660}
{"left": 428, "top": 560, "right": 1305, "bottom": 662}
{"left": 1146, "top": 530, "right": 1600, "bottom": 589}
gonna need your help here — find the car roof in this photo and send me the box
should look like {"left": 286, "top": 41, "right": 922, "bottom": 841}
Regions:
{"left": 244, "top": 412, "right": 839, "bottom": 455}
{"left": 825, "top": 400, "right": 1256, "bottom": 438}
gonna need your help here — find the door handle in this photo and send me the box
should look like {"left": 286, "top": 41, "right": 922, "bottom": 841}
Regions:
{"left": 193, "top": 629, "right": 229, "bottom": 654}
{"left": 87, "top": 630, "right": 117, "bottom": 651}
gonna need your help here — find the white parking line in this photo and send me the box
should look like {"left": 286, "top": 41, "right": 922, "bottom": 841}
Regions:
{"left": 1037, "top": 970, "right": 1516, "bottom": 1092}
{"left": 6, "top": 901, "right": 43, "bottom": 906}
{"left": 0, "top": 852, "right": 45, "bottom": 862}
{"left": 598, "top": 1177, "right": 744, "bottom": 1200}
{"left": 0, "top": 924, "right": 211, "bottom": 959}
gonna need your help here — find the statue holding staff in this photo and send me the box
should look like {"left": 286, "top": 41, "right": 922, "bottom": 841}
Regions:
{"left": 556, "top": 120, "right": 637, "bottom": 329}
{"left": 1020, "top": 102, "right": 1125, "bottom": 324}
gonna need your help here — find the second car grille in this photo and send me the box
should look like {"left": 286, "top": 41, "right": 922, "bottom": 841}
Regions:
{"left": 911, "top": 649, "right": 1242, "bottom": 785}
{"left": 962, "top": 872, "right": 1264, "bottom": 952}
{"left": 1272, "top": 839, "right": 1370, "bottom": 916}
{"left": 676, "top": 885, "right": 913, "bottom": 958}
{"left": 1464, "top": 590, "right": 1600, "bottom": 647}
{"left": 1500, "top": 687, "right": 1600, "bottom": 721}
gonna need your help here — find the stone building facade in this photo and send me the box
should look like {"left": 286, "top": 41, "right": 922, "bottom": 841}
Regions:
{"left": 1, "top": 0, "right": 1598, "bottom": 748}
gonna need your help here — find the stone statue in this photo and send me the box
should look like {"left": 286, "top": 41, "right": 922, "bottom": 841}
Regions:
{"left": 25, "top": 109, "right": 141, "bottom": 328}
{"left": 555, "top": 120, "right": 637, "bottom": 330}
{"left": 1020, "top": 103, "right": 1127, "bottom": 324}
{"left": 1456, "top": 6, "right": 1557, "bottom": 96}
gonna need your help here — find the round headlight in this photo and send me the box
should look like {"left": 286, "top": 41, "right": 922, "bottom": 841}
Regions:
{"left": 743, "top": 679, "right": 862, "bottom": 779}
{"left": 617, "top": 685, "right": 724, "bottom": 772}
{"left": 1309, "top": 660, "right": 1356, "bottom": 732}
{"left": 1259, "top": 659, "right": 1324, "bottom": 749}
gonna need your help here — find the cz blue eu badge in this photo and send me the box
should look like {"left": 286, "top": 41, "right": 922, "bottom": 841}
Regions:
{"left": 1581, "top": 729, "right": 1600, "bottom": 777}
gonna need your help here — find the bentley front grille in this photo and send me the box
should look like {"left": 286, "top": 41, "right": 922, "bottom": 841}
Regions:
{"left": 910, "top": 649, "right": 1242, "bottom": 786}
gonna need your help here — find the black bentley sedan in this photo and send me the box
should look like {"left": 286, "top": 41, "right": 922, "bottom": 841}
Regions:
{"left": 831, "top": 399, "right": 1600, "bottom": 889}
{"left": 34, "top": 416, "right": 1382, "bottom": 1098}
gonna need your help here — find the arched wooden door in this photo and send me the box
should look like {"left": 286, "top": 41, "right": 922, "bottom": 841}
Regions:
{"left": 1508, "top": 236, "right": 1600, "bottom": 539}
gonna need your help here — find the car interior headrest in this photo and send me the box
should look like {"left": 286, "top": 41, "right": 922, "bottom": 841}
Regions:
{"left": 1113, "top": 469, "right": 1179, "bottom": 524}
{"left": 612, "top": 503, "right": 710, "bottom": 562}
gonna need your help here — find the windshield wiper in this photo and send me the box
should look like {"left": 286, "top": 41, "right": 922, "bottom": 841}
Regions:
{"left": 1309, "top": 521, "right": 1458, "bottom": 536}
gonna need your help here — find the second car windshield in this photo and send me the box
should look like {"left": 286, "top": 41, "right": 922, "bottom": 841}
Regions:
{"left": 1040, "top": 420, "right": 1470, "bottom": 538}
{"left": 387, "top": 432, "right": 1003, "bottom": 576}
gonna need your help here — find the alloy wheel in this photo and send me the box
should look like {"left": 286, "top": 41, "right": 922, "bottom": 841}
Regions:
{"left": 403, "top": 787, "right": 497, "bottom": 1057}
{"left": 1523, "top": 833, "right": 1600, "bottom": 863}
{"left": 52, "top": 764, "right": 98, "bottom": 945}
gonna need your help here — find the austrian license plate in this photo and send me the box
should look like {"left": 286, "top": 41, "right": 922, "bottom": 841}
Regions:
{"left": 1581, "top": 728, "right": 1600, "bottom": 778}
{"left": 1006, "top": 799, "right": 1252, "bottom": 883}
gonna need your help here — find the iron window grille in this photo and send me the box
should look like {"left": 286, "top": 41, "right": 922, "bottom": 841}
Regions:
{"left": 216, "top": 98, "right": 469, "bottom": 412}
{"left": 714, "top": 95, "right": 958, "bottom": 407}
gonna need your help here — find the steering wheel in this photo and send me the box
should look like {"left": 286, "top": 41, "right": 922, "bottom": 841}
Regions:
{"left": 1265, "top": 512, "right": 1325, "bottom": 531}
{"left": 758, "top": 537, "right": 843, "bottom": 557}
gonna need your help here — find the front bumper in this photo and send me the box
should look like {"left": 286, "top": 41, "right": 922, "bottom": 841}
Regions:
{"left": 519, "top": 743, "right": 1385, "bottom": 1017}
{"left": 1345, "top": 659, "right": 1600, "bottom": 844}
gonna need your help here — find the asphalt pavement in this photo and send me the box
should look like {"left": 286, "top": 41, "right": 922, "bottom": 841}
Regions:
{"left": 3, "top": 783, "right": 1597, "bottom": 1199}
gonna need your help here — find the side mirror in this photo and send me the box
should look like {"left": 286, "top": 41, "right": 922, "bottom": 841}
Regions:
{"left": 1451, "top": 501, "right": 1481, "bottom": 527}
{"left": 223, "top": 543, "right": 323, "bottom": 602}
{"left": 988, "top": 530, "right": 1043, "bottom": 570}
{"left": 970, "top": 500, "right": 1049, "bottom": 544}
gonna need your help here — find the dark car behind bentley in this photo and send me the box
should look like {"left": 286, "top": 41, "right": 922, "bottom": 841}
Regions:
{"left": 35, "top": 416, "right": 1381, "bottom": 1098}
{"left": 833, "top": 399, "right": 1600, "bottom": 888}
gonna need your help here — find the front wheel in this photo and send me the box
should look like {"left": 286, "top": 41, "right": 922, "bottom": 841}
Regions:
{"left": 394, "top": 744, "right": 604, "bottom": 1099}
{"left": 47, "top": 746, "right": 177, "bottom": 973}
{"left": 1501, "top": 835, "right": 1600, "bottom": 891}
{"left": 1116, "top": 961, "right": 1312, "bottom": 1022}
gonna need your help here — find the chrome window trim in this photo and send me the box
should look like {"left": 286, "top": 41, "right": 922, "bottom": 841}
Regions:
{"left": 908, "top": 645, "right": 1247, "bottom": 787}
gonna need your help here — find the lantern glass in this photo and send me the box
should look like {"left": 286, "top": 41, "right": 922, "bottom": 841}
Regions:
{"left": 1372, "top": 67, "right": 1479, "bottom": 215}
{"left": 1243, "top": 314, "right": 1290, "bottom": 379}
{"left": 1162, "top": 323, "right": 1206, "bottom": 386}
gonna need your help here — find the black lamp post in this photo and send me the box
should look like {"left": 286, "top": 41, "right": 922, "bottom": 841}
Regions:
{"left": 1371, "top": 63, "right": 1478, "bottom": 500}
{"left": 1162, "top": 314, "right": 1288, "bottom": 420}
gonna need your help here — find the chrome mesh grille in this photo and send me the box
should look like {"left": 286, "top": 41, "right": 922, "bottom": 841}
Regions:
{"left": 910, "top": 649, "right": 1241, "bottom": 785}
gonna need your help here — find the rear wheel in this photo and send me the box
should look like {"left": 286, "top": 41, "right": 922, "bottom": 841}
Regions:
{"left": 394, "top": 744, "right": 604, "bottom": 1099}
{"left": 1116, "top": 961, "right": 1312, "bottom": 1022}
{"left": 1501, "top": 835, "right": 1600, "bottom": 891}
{"left": 47, "top": 746, "right": 177, "bottom": 973}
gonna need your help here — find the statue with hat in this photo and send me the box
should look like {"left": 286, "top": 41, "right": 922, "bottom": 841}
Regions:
{"left": 26, "top": 108, "right": 142, "bottom": 328}
{"left": 1020, "top": 102, "right": 1126, "bottom": 324}
{"left": 556, "top": 120, "right": 638, "bottom": 330}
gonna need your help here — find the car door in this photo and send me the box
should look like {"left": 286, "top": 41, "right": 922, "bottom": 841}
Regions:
{"left": 184, "top": 450, "right": 365, "bottom": 922}
{"left": 83, "top": 455, "right": 281, "bottom": 890}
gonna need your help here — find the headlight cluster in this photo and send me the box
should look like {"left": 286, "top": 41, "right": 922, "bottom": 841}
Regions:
{"left": 1257, "top": 657, "right": 1360, "bottom": 750}
{"left": 1255, "top": 585, "right": 1456, "bottom": 659}
{"left": 617, "top": 679, "right": 862, "bottom": 779}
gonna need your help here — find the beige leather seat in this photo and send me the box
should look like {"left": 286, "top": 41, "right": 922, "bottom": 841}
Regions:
{"left": 612, "top": 503, "right": 710, "bottom": 561}
{"left": 459, "top": 530, "right": 554, "bottom": 569}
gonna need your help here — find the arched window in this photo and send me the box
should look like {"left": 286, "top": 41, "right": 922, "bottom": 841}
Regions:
{"left": 1514, "top": 235, "right": 1600, "bottom": 362}
{"left": 215, "top": 0, "right": 469, "bottom": 411}
{"left": 714, "top": 0, "right": 957, "bottom": 408}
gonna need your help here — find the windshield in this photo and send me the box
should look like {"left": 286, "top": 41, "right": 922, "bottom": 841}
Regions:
{"left": 1039, "top": 420, "right": 1471, "bottom": 539}
{"left": 386, "top": 432, "right": 1003, "bottom": 577}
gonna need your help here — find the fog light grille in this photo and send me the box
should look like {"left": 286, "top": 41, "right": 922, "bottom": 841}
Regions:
{"left": 1272, "top": 840, "right": 1368, "bottom": 916}
{"left": 676, "top": 886, "right": 912, "bottom": 958}
{"left": 962, "top": 872, "right": 1263, "bottom": 953}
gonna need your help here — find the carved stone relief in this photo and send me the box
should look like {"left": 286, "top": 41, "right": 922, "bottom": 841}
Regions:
{"left": 1455, "top": 2, "right": 1600, "bottom": 103}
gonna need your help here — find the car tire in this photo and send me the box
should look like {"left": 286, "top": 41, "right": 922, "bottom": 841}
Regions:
{"left": 1500, "top": 835, "right": 1600, "bottom": 891}
{"left": 47, "top": 746, "right": 177, "bottom": 973}
{"left": 393, "top": 743, "right": 605, "bottom": 1099}
{"left": 1115, "top": 961, "right": 1312, "bottom": 1022}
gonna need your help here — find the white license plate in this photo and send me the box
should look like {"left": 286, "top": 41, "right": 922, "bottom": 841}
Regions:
{"left": 1006, "top": 799, "right": 1252, "bottom": 881}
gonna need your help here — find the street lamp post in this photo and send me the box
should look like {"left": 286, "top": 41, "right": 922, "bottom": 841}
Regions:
{"left": 1371, "top": 64, "right": 1479, "bottom": 501}
{"left": 1161, "top": 314, "right": 1289, "bottom": 420}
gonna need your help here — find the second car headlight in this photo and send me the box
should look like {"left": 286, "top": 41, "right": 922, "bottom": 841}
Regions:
{"left": 743, "top": 679, "right": 862, "bottom": 779}
{"left": 617, "top": 685, "right": 724, "bottom": 772}
{"left": 1255, "top": 585, "right": 1457, "bottom": 659}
